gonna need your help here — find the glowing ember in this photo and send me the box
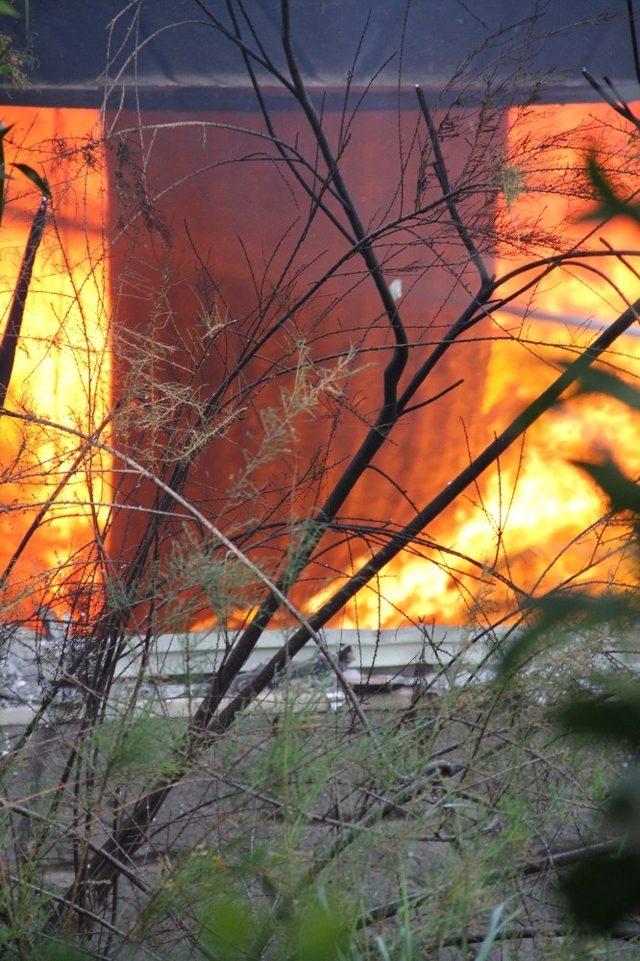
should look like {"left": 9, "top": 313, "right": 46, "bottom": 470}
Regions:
{"left": 0, "top": 107, "right": 111, "bottom": 617}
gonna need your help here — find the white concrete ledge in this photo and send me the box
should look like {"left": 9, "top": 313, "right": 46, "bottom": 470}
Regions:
{"left": 115, "top": 625, "right": 506, "bottom": 679}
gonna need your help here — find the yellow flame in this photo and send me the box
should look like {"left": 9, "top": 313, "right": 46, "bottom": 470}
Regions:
{"left": 0, "top": 107, "right": 111, "bottom": 615}
{"left": 308, "top": 102, "right": 640, "bottom": 628}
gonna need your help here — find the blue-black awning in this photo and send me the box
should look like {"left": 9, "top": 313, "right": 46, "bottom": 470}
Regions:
{"left": 1, "top": 1, "right": 639, "bottom": 109}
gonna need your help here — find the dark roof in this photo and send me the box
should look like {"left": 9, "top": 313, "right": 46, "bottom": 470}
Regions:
{"left": 2, "top": 1, "right": 639, "bottom": 108}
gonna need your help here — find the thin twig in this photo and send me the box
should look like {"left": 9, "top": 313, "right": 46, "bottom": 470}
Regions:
{"left": 215, "top": 295, "right": 640, "bottom": 731}
{"left": 415, "top": 84, "right": 492, "bottom": 288}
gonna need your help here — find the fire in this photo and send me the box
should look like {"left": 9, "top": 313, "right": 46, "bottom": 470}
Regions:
{"left": 1, "top": 102, "right": 637, "bottom": 634}
{"left": 0, "top": 107, "right": 111, "bottom": 618}
{"left": 310, "top": 102, "right": 640, "bottom": 629}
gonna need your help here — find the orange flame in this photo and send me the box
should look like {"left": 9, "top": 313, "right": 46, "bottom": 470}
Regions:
{"left": 0, "top": 107, "right": 111, "bottom": 619}
{"left": 309, "top": 102, "right": 640, "bottom": 628}
{"left": 2, "top": 103, "right": 638, "bottom": 633}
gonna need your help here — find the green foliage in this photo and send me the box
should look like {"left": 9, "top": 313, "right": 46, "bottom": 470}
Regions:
{"left": 4, "top": 52, "right": 640, "bottom": 961}
{"left": 568, "top": 366, "right": 640, "bottom": 410}
{"left": 499, "top": 592, "right": 633, "bottom": 677}
{"left": 0, "top": 135, "right": 49, "bottom": 235}
{"left": 143, "top": 848, "right": 353, "bottom": 961}
{"left": 557, "top": 676, "right": 640, "bottom": 748}
{"left": 0, "top": 2, "right": 19, "bottom": 20}
{"left": 474, "top": 903, "right": 508, "bottom": 961}
{"left": 142, "top": 848, "right": 231, "bottom": 930}
{"left": 582, "top": 154, "right": 640, "bottom": 224}
{"left": 103, "top": 570, "right": 136, "bottom": 614}
{"left": 561, "top": 852, "right": 640, "bottom": 933}
{"left": 499, "top": 164, "right": 525, "bottom": 207}
{"left": 12, "top": 161, "right": 50, "bottom": 198}
{"left": 573, "top": 458, "right": 640, "bottom": 514}
{"left": 165, "top": 531, "right": 257, "bottom": 627}
{"left": 30, "top": 943, "right": 91, "bottom": 961}
{"left": 285, "top": 892, "right": 353, "bottom": 961}
{"left": 0, "top": 2, "right": 29, "bottom": 89}
{"left": 500, "top": 355, "right": 640, "bottom": 933}
{"left": 200, "top": 892, "right": 262, "bottom": 961}
{"left": 0, "top": 7, "right": 47, "bottom": 222}
{"left": 92, "top": 712, "right": 184, "bottom": 783}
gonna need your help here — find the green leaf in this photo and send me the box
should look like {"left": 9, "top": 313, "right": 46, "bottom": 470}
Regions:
{"left": 475, "top": 903, "right": 506, "bottom": 961}
{"left": 0, "top": 2, "right": 20, "bottom": 19}
{"left": 608, "top": 775, "right": 640, "bottom": 828}
{"left": 558, "top": 677, "right": 640, "bottom": 749}
{"left": 498, "top": 593, "right": 634, "bottom": 676}
{"left": 200, "top": 894, "right": 260, "bottom": 961}
{"left": 568, "top": 366, "right": 640, "bottom": 411}
{"left": 582, "top": 154, "right": 640, "bottom": 224}
{"left": 571, "top": 458, "right": 640, "bottom": 515}
{"left": 94, "top": 714, "right": 183, "bottom": 782}
{"left": 12, "top": 162, "right": 50, "bottom": 198}
{"left": 561, "top": 850, "right": 640, "bottom": 932}
{"left": 288, "top": 896, "right": 352, "bottom": 961}
{"left": 374, "top": 937, "right": 392, "bottom": 961}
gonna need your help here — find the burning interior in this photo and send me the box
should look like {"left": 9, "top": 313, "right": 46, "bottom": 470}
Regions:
{"left": 1, "top": 2, "right": 640, "bottom": 651}
{"left": 4, "top": 8, "right": 640, "bottom": 954}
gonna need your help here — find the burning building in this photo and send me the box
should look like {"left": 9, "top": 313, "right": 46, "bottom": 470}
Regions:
{"left": 1, "top": 0, "right": 640, "bottom": 650}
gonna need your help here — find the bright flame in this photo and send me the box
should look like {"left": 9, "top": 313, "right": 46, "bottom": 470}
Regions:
{"left": 0, "top": 107, "right": 111, "bottom": 617}
{"left": 2, "top": 104, "right": 634, "bottom": 631}
{"left": 309, "top": 102, "right": 640, "bottom": 628}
